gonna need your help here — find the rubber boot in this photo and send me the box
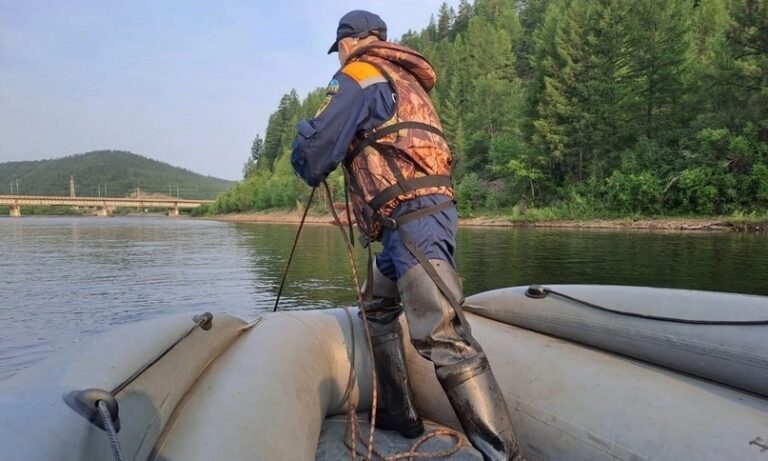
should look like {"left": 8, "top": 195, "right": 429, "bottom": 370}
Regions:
{"left": 396, "top": 260, "right": 524, "bottom": 460}
{"left": 367, "top": 320, "right": 425, "bottom": 439}
{"left": 437, "top": 355, "right": 524, "bottom": 461}
{"left": 361, "top": 261, "right": 424, "bottom": 439}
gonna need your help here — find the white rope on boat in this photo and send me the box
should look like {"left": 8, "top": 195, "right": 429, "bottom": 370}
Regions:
{"left": 97, "top": 400, "right": 124, "bottom": 461}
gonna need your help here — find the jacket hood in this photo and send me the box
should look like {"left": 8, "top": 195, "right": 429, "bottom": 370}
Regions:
{"left": 348, "top": 41, "right": 437, "bottom": 92}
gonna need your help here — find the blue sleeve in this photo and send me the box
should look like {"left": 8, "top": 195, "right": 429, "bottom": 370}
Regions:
{"left": 290, "top": 72, "right": 395, "bottom": 187}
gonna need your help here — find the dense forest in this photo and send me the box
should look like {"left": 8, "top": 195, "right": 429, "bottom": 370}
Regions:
{"left": 0, "top": 150, "right": 234, "bottom": 200}
{"left": 211, "top": 0, "right": 767, "bottom": 219}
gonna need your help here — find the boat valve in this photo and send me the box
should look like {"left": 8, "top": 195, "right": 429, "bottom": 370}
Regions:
{"left": 525, "top": 285, "right": 549, "bottom": 299}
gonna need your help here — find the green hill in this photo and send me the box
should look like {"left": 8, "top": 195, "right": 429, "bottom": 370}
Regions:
{"left": 0, "top": 150, "right": 234, "bottom": 200}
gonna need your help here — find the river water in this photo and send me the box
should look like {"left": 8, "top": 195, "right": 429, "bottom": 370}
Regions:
{"left": 1, "top": 216, "right": 767, "bottom": 381}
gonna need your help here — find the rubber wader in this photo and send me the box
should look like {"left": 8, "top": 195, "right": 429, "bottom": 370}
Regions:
{"left": 361, "top": 262, "right": 424, "bottom": 439}
{"left": 397, "top": 259, "right": 524, "bottom": 461}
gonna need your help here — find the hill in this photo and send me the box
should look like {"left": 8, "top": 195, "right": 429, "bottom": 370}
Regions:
{"left": 0, "top": 150, "right": 234, "bottom": 200}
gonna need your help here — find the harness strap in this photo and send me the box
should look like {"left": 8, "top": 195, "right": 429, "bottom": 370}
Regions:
{"left": 399, "top": 230, "right": 462, "bottom": 312}
{"left": 369, "top": 175, "right": 453, "bottom": 212}
{"left": 343, "top": 164, "right": 375, "bottom": 221}
{"left": 377, "top": 200, "right": 464, "bottom": 313}
{"left": 382, "top": 150, "right": 411, "bottom": 196}
{"left": 350, "top": 121, "right": 446, "bottom": 159}
{"left": 377, "top": 199, "right": 454, "bottom": 229}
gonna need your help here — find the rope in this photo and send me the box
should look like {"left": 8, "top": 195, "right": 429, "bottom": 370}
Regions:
{"left": 540, "top": 286, "right": 768, "bottom": 325}
{"left": 344, "top": 410, "right": 465, "bottom": 461}
{"left": 338, "top": 305, "right": 358, "bottom": 410}
{"left": 321, "top": 181, "right": 464, "bottom": 461}
{"left": 111, "top": 313, "right": 211, "bottom": 395}
{"left": 323, "top": 181, "right": 378, "bottom": 461}
{"left": 273, "top": 187, "right": 316, "bottom": 312}
{"left": 97, "top": 400, "right": 125, "bottom": 461}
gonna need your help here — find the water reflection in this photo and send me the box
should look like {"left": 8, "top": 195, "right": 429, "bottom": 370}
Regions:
{"left": 453, "top": 227, "right": 768, "bottom": 296}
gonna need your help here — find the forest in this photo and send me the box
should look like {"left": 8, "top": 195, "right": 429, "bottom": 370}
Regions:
{"left": 208, "top": 0, "right": 767, "bottom": 220}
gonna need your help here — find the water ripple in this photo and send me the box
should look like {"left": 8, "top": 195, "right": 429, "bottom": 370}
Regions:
{"left": 1, "top": 217, "right": 766, "bottom": 381}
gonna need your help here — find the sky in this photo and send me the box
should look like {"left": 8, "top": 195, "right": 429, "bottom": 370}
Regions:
{"left": 0, "top": 0, "right": 451, "bottom": 180}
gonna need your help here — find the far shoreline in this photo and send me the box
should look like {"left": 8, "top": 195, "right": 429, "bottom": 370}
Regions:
{"left": 208, "top": 211, "right": 768, "bottom": 233}
{"left": 4, "top": 209, "right": 764, "bottom": 233}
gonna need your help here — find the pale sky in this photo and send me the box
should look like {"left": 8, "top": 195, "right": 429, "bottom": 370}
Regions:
{"left": 0, "top": 0, "right": 452, "bottom": 180}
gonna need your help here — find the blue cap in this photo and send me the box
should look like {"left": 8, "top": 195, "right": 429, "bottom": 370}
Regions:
{"left": 328, "top": 10, "right": 387, "bottom": 54}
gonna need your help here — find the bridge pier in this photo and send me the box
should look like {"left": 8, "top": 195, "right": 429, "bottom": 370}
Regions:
{"left": 97, "top": 206, "right": 111, "bottom": 217}
{"left": 9, "top": 205, "right": 21, "bottom": 217}
{"left": 168, "top": 206, "right": 180, "bottom": 217}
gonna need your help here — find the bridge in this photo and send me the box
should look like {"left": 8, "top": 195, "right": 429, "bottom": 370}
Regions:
{"left": 0, "top": 195, "right": 214, "bottom": 217}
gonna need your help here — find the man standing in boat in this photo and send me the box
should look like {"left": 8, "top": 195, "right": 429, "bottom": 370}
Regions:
{"left": 291, "top": 10, "right": 524, "bottom": 461}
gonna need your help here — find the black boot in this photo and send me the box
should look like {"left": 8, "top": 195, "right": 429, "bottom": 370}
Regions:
{"left": 361, "top": 261, "right": 424, "bottom": 439}
{"left": 368, "top": 320, "right": 425, "bottom": 439}
{"left": 437, "top": 355, "right": 524, "bottom": 461}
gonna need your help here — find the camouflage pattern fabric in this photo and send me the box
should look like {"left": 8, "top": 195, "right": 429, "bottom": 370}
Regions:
{"left": 343, "top": 41, "right": 454, "bottom": 242}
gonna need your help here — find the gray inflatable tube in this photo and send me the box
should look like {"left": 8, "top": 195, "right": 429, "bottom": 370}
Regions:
{"left": 464, "top": 284, "right": 768, "bottom": 397}
{"left": 1, "top": 306, "right": 767, "bottom": 460}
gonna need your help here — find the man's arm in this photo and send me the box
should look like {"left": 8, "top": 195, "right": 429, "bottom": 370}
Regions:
{"left": 291, "top": 62, "right": 393, "bottom": 187}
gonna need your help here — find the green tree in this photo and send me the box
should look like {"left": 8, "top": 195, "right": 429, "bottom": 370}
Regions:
{"left": 532, "top": 0, "right": 630, "bottom": 182}
{"left": 259, "top": 90, "right": 301, "bottom": 172}
{"left": 623, "top": 0, "right": 694, "bottom": 143}
{"left": 243, "top": 135, "right": 264, "bottom": 178}
{"left": 437, "top": 3, "right": 455, "bottom": 41}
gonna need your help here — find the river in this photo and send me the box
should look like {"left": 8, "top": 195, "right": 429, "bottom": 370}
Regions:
{"left": 1, "top": 216, "right": 766, "bottom": 381}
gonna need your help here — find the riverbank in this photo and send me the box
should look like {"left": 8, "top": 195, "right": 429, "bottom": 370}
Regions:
{"left": 211, "top": 211, "right": 768, "bottom": 233}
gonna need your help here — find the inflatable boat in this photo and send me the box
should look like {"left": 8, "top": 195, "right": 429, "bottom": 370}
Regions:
{"left": 1, "top": 285, "right": 767, "bottom": 460}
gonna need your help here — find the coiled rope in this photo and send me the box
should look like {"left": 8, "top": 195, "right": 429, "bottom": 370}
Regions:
{"left": 344, "top": 409, "right": 465, "bottom": 461}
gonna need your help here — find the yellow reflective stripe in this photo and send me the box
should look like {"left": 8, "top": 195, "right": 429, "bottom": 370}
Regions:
{"left": 342, "top": 62, "right": 386, "bottom": 88}
{"left": 357, "top": 75, "right": 388, "bottom": 88}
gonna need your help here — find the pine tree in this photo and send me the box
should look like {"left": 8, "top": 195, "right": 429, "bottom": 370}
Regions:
{"left": 717, "top": 0, "right": 768, "bottom": 140}
{"left": 452, "top": 0, "right": 473, "bottom": 39}
{"left": 531, "top": 0, "right": 632, "bottom": 182}
{"left": 688, "top": 0, "right": 731, "bottom": 132}
{"left": 623, "top": 0, "right": 694, "bottom": 143}
{"left": 437, "top": 3, "right": 456, "bottom": 41}
{"left": 259, "top": 90, "right": 301, "bottom": 172}
{"left": 243, "top": 135, "right": 264, "bottom": 178}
